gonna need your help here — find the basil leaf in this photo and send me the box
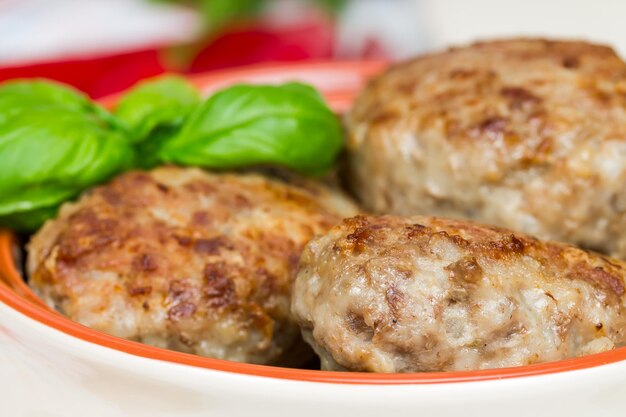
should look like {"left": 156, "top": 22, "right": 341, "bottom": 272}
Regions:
{"left": 0, "top": 79, "right": 92, "bottom": 124}
{"left": 0, "top": 79, "right": 125, "bottom": 131}
{"left": 115, "top": 75, "right": 200, "bottom": 144}
{"left": 0, "top": 206, "right": 59, "bottom": 232}
{"left": 134, "top": 125, "right": 179, "bottom": 170}
{"left": 158, "top": 83, "right": 343, "bottom": 176}
{"left": 0, "top": 106, "right": 134, "bottom": 231}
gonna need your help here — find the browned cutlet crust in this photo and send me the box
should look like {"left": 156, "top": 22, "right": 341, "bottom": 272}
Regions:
{"left": 292, "top": 215, "right": 626, "bottom": 372}
{"left": 345, "top": 39, "right": 626, "bottom": 258}
{"left": 28, "top": 166, "right": 358, "bottom": 365}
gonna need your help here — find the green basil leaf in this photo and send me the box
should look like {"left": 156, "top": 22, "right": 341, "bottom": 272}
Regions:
{"left": 0, "top": 206, "right": 59, "bottom": 232}
{"left": 0, "top": 79, "right": 92, "bottom": 123}
{"left": 0, "top": 107, "right": 134, "bottom": 231}
{"left": 134, "top": 125, "right": 179, "bottom": 169}
{"left": 158, "top": 83, "right": 343, "bottom": 176}
{"left": 0, "top": 79, "right": 125, "bottom": 131}
{"left": 115, "top": 75, "right": 200, "bottom": 144}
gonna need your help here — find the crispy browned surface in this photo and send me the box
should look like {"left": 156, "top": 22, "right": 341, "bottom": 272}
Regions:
{"left": 28, "top": 166, "right": 358, "bottom": 365}
{"left": 292, "top": 215, "right": 626, "bottom": 372}
{"left": 346, "top": 39, "right": 626, "bottom": 258}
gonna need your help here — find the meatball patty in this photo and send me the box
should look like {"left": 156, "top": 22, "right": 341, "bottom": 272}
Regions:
{"left": 28, "top": 166, "right": 358, "bottom": 365}
{"left": 346, "top": 39, "right": 626, "bottom": 258}
{"left": 292, "top": 215, "right": 626, "bottom": 372}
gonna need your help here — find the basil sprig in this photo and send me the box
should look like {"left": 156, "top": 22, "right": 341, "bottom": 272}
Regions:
{"left": 0, "top": 77, "right": 343, "bottom": 231}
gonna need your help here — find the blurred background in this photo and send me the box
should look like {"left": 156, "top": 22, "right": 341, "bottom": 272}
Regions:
{"left": 1, "top": 0, "right": 625, "bottom": 98}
